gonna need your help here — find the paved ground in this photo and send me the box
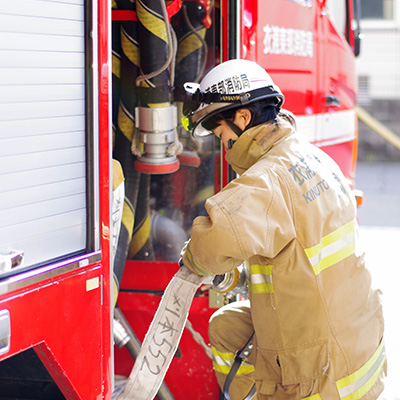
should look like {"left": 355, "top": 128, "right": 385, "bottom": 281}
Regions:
{"left": 356, "top": 162, "right": 400, "bottom": 227}
{"left": 356, "top": 161, "right": 400, "bottom": 400}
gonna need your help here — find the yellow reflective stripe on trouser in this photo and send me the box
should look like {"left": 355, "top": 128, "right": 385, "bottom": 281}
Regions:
{"left": 304, "top": 220, "right": 357, "bottom": 275}
{"left": 336, "top": 340, "right": 386, "bottom": 400}
{"left": 248, "top": 264, "right": 273, "bottom": 294}
{"left": 303, "top": 395, "right": 322, "bottom": 400}
{"left": 211, "top": 346, "right": 255, "bottom": 375}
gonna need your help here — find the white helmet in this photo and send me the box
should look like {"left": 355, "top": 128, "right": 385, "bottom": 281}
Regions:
{"left": 182, "top": 59, "right": 284, "bottom": 137}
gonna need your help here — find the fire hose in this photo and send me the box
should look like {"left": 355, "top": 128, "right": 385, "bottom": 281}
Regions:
{"left": 117, "top": 266, "right": 212, "bottom": 400}
{"left": 116, "top": 265, "right": 248, "bottom": 400}
{"left": 114, "top": 308, "right": 176, "bottom": 400}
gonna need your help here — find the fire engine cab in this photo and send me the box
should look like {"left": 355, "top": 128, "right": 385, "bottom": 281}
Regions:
{"left": 0, "top": 0, "right": 360, "bottom": 399}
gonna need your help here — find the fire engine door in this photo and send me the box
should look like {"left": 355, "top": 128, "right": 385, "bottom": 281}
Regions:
{"left": 0, "top": 1, "right": 100, "bottom": 279}
{"left": 0, "top": 2, "right": 108, "bottom": 399}
{"left": 316, "top": 0, "right": 358, "bottom": 148}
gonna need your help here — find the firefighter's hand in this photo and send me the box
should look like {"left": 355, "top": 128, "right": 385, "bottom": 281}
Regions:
{"left": 179, "top": 239, "right": 204, "bottom": 276}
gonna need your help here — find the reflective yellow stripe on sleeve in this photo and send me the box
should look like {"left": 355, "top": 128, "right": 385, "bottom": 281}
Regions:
{"left": 302, "top": 395, "right": 322, "bottom": 400}
{"left": 186, "top": 246, "right": 214, "bottom": 276}
{"left": 248, "top": 264, "right": 274, "bottom": 294}
{"left": 211, "top": 346, "right": 255, "bottom": 375}
{"left": 304, "top": 220, "right": 358, "bottom": 275}
{"left": 336, "top": 340, "right": 386, "bottom": 400}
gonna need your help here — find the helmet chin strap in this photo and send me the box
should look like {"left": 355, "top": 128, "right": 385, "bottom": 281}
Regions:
{"left": 223, "top": 118, "right": 243, "bottom": 149}
{"left": 227, "top": 139, "right": 236, "bottom": 149}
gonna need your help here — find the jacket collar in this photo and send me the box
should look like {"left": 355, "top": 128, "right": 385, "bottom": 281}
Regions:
{"left": 225, "top": 117, "right": 295, "bottom": 175}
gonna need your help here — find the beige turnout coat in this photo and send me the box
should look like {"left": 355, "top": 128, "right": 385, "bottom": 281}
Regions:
{"left": 181, "top": 117, "right": 386, "bottom": 399}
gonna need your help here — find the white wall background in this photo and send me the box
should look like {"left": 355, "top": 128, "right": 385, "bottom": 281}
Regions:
{"left": 356, "top": 0, "right": 400, "bottom": 101}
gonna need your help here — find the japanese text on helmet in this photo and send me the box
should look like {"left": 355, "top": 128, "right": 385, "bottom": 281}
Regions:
{"left": 206, "top": 74, "right": 251, "bottom": 94}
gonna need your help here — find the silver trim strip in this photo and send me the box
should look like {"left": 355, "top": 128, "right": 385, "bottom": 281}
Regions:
{"left": 0, "top": 251, "right": 102, "bottom": 295}
{"left": 0, "top": 310, "right": 10, "bottom": 356}
{"left": 91, "top": 0, "right": 101, "bottom": 253}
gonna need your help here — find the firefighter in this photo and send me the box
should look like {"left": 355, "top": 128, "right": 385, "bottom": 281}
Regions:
{"left": 180, "top": 59, "right": 386, "bottom": 400}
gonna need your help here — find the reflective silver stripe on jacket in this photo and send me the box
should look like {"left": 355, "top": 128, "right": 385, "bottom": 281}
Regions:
{"left": 248, "top": 264, "right": 273, "bottom": 294}
{"left": 336, "top": 340, "right": 386, "bottom": 400}
{"left": 304, "top": 219, "right": 359, "bottom": 275}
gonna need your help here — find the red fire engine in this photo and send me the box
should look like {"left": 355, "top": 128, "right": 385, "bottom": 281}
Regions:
{"left": 0, "top": 0, "right": 361, "bottom": 399}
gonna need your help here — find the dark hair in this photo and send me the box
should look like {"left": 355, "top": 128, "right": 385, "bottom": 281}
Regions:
{"left": 219, "top": 100, "right": 278, "bottom": 130}
{"left": 246, "top": 101, "right": 278, "bottom": 129}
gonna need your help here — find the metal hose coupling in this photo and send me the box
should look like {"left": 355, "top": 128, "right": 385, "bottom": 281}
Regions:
{"left": 212, "top": 264, "right": 248, "bottom": 297}
{"left": 134, "top": 106, "right": 181, "bottom": 174}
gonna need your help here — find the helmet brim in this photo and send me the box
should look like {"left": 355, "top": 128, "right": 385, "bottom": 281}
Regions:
{"left": 191, "top": 92, "right": 285, "bottom": 138}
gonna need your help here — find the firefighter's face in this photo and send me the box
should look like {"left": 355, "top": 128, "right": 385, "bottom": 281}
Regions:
{"left": 211, "top": 109, "right": 251, "bottom": 150}
{"left": 212, "top": 121, "right": 239, "bottom": 150}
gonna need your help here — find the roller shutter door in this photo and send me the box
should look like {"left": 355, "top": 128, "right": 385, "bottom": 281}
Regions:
{"left": 0, "top": 0, "right": 90, "bottom": 270}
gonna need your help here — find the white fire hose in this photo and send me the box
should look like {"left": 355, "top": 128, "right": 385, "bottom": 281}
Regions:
{"left": 117, "top": 266, "right": 212, "bottom": 400}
